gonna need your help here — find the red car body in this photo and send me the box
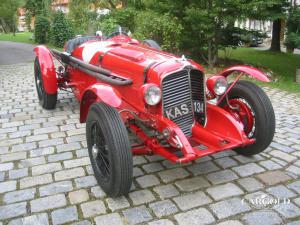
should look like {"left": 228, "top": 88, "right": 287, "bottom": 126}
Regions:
{"left": 34, "top": 34, "right": 270, "bottom": 164}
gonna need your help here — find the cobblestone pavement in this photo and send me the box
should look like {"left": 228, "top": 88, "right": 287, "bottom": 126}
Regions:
{"left": 0, "top": 63, "right": 300, "bottom": 225}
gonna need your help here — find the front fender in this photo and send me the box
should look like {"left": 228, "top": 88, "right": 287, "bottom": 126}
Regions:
{"left": 34, "top": 46, "right": 57, "bottom": 94}
{"left": 80, "top": 83, "right": 122, "bottom": 123}
{"left": 218, "top": 65, "right": 270, "bottom": 82}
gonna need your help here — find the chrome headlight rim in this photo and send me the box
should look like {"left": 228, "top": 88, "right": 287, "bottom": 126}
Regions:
{"left": 144, "top": 85, "right": 162, "bottom": 106}
{"left": 214, "top": 77, "right": 228, "bottom": 95}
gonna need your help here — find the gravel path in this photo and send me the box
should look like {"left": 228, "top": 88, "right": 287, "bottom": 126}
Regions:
{"left": 0, "top": 41, "right": 35, "bottom": 65}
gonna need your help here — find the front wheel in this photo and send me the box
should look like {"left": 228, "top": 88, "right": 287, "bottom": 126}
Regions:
{"left": 222, "top": 80, "right": 275, "bottom": 156}
{"left": 34, "top": 57, "right": 57, "bottom": 109}
{"left": 86, "top": 102, "right": 133, "bottom": 197}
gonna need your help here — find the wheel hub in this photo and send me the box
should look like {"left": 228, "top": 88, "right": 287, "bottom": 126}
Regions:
{"left": 92, "top": 144, "right": 99, "bottom": 159}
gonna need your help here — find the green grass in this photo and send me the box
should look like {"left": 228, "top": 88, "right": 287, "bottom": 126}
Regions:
{"left": 0, "top": 32, "right": 34, "bottom": 44}
{"left": 0, "top": 32, "right": 63, "bottom": 50}
{"left": 219, "top": 47, "right": 300, "bottom": 93}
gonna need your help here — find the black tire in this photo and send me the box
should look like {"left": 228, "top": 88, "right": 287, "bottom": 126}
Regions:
{"left": 144, "top": 39, "right": 162, "bottom": 50}
{"left": 222, "top": 80, "right": 275, "bottom": 156}
{"left": 34, "top": 57, "right": 57, "bottom": 110}
{"left": 86, "top": 102, "right": 133, "bottom": 197}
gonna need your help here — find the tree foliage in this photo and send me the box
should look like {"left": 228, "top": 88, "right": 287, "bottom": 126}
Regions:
{"left": 50, "top": 10, "right": 74, "bottom": 48}
{"left": 0, "top": 0, "right": 24, "bottom": 34}
{"left": 34, "top": 15, "right": 50, "bottom": 43}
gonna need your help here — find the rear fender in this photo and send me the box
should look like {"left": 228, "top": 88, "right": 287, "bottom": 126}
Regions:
{"left": 80, "top": 83, "right": 122, "bottom": 123}
{"left": 34, "top": 46, "right": 57, "bottom": 94}
{"left": 218, "top": 65, "right": 270, "bottom": 82}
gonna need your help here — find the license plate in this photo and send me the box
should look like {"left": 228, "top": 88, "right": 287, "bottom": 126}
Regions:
{"left": 193, "top": 100, "right": 204, "bottom": 113}
{"left": 165, "top": 103, "right": 191, "bottom": 120}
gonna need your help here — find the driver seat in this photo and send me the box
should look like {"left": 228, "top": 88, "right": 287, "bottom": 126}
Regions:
{"left": 65, "top": 36, "right": 99, "bottom": 54}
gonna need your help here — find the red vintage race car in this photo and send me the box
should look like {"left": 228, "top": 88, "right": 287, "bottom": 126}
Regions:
{"left": 34, "top": 27, "right": 275, "bottom": 197}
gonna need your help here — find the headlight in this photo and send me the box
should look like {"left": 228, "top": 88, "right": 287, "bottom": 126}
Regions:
{"left": 214, "top": 77, "right": 228, "bottom": 95}
{"left": 144, "top": 85, "right": 162, "bottom": 105}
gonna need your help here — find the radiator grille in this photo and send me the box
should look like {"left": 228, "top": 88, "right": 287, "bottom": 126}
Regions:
{"left": 190, "top": 69, "right": 206, "bottom": 125}
{"left": 162, "top": 69, "right": 205, "bottom": 136}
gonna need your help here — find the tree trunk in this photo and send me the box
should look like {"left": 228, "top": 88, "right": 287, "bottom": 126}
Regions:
{"left": 270, "top": 19, "right": 281, "bottom": 52}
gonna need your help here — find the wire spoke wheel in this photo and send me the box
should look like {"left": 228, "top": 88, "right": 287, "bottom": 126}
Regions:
{"left": 91, "top": 122, "right": 110, "bottom": 180}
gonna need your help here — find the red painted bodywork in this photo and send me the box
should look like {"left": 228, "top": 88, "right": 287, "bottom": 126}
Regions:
{"left": 34, "top": 34, "right": 269, "bottom": 163}
{"left": 34, "top": 46, "right": 57, "bottom": 94}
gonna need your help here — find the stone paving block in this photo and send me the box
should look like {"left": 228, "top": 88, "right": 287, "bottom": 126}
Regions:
{"left": 233, "top": 155, "right": 264, "bottom": 164}
{"left": 0, "top": 202, "right": 27, "bottom": 220}
{"left": 274, "top": 203, "right": 300, "bottom": 219}
{"left": 25, "top": 134, "right": 48, "bottom": 143}
{"left": 76, "top": 149, "right": 89, "bottom": 158}
{"left": 133, "top": 156, "right": 147, "bottom": 165}
{"left": 51, "top": 206, "right": 78, "bottom": 225}
{"left": 0, "top": 152, "right": 27, "bottom": 162}
{"left": 232, "top": 163, "right": 265, "bottom": 177}
{"left": 81, "top": 200, "right": 106, "bottom": 217}
{"left": 215, "top": 157, "right": 238, "bottom": 169}
{"left": 32, "top": 162, "right": 62, "bottom": 176}
{"left": 0, "top": 172, "right": 4, "bottom": 181}
{"left": 207, "top": 183, "right": 244, "bottom": 201}
{"left": 269, "top": 150, "right": 297, "bottom": 162}
{"left": 287, "top": 180, "right": 300, "bottom": 194}
{"left": 39, "top": 138, "right": 64, "bottom": 148}
{"left": 187, "top": 161, "right": 219, "bottom": 175}
{"left": 19, "top": 156, "right": 46, "bottom": 168}
{"left": 129, "top": 189, "right": 156, "bottom": 205}
{"left": 206, "top": 169, "right": 239, "bottom": 184}
{"left": 142, "top": 162, "right": 164, "bottom": 173}
{"left": 20, "top": 174, "right": 52, "bottom": 189}
{"left": 286, "top": 165, "right": 300, "bottom": 176}
{"left": 136, "top": 174, "right": 160, "bottom": 188}
{"left": 123, "top": 205, "right": 153, "bottom": 225}
{"left": 8, "top": 213, "right": 49, "bottom": 225}
{"left": 75, "top": 175, "right": 97, "bottom": 188}
{"left": 173, "top": 191, "right": 212, "bottom": 210}
{"left": 54, "top": 167, "right": 85, "bottom": 181}
{"left": 148, "top": 219, "right": 174, "bottom": 225}
{"left": 211, "top": 150, "right": 236, "bottom": 159}
{"left": 48, "top": 152, "right": 73, "bottom": 162}
{"left": 294, "top": 197, "right": 300, "bottom": 207}
{"left": 153, "top": 184, "right": 179, "bottom": 199}
{"left": 106, "top": 196, "right": 130, "bottom": 211}
{"left": 133, "top": 167, "right": 144, "bottom": 177}
{"left": 3, "top": 188, "right": 35, "bottom": 204}
{"left": 259, "top": 160, "right": 282, "bottom": 170}
{"left": 0, "top": 180, "right": 17, "bottom": 193}
{"left": 257, "top": 170, "right": 291, "bottom": 185}
{"left": 64, "top": 157, "right": 90, "bottom": 168}
{"left": 39, "top": 180, "right": 73, "bottom": 197}
{"left": 30, "top": 147, "right": 55, "bottom": 157}
{"left": 91, "top": 186, "right": 106, "bottom": 198}
{"left": 210, "top": 197, "right": 251, "bottom": 219}
{"left": 71, "top": 220, "right": 92, "bottom": 225}
{"left": 174, "top": 208, "right": 215, "bottom": 225}
{"left": 217, "top": 220, "right": 243, "bottom": 225}
{"left": 0, "top": 162, "right": 14, "bottom": 171}
{"left": 31, "top": 194, "right": 67, "bottom": 212}
{"left": 95, "top": 213, "right": 124, "bottom": 225}
{"left": 158, "top": 168, "right": 189, "bottom": 183}
{"left": 266, "top": 185, "right": 297, "bottom": 198}
{"left": 237, "top": 177, "right": 264, "bottom": 192}
{"left": 175, "top": 176, "right": 210, "bottom": 192}
{"left": 56, "top": 142, "right": 81, "bottom": 153}
{"left": 242, "top": 210, "right": 283, "bottom": 225}
{"left": 69, "top": 189, "right": 89, "bottom": 204}
{"left": 149, "top": 200, "right": 178, "bottom": 218}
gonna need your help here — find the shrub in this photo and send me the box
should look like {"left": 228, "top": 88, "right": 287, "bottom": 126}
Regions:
{"left": 50, "top": 11, "right": 74, "bottom": 48}
{"left": 134, "top": 11, "right": 183, "bottom": 52}
{"left": 34, "top": 15, "right": 50, "bottom": 44}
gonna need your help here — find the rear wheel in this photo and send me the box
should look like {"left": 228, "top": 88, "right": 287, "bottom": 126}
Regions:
{"left": 86, "top": 102, "right": 133, "bottom": 197}
{"left": 34, "top": 57, "right": 57, "bottom": 109}
{"left": 222, "top": 80, "right": 275, "bottom": 156}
